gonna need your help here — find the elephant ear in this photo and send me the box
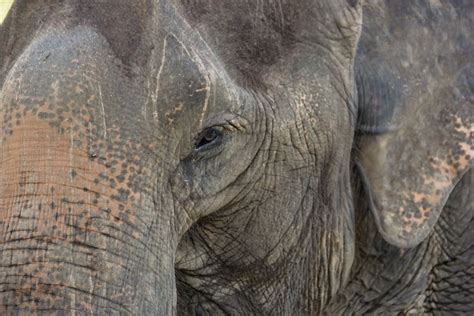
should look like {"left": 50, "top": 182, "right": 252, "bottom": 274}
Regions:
{"left": 355, "top": 2, "right": 473, "bottom": 248}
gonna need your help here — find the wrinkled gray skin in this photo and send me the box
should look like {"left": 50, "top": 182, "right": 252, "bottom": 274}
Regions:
{"left": 0, "top": 0, "right": 472, "bottom": 315}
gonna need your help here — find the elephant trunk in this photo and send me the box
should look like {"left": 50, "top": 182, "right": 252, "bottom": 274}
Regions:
{"left": 0, "top": 116, "right": 176, "bottom": 314}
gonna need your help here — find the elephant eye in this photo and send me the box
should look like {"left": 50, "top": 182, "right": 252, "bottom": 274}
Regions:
{"left": 194, "top": 127, "right": 223, "bottom": 151}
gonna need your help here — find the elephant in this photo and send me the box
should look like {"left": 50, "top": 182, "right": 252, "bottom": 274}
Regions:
{"left": 0, "top": 0, "right": 472, "bottom": 314}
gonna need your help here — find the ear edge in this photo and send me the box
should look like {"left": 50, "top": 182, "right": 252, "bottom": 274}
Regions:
{"left": 356, "top": 151, "right": 473, "bottom": 249}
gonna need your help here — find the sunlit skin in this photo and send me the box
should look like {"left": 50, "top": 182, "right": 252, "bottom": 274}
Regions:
{"left": 0, "top": 1, "right": 14, "bottom": 24}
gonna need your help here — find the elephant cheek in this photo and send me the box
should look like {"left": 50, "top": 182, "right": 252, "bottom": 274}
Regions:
{"left": 0, "top": 115, "right": 176, "bottom": 314}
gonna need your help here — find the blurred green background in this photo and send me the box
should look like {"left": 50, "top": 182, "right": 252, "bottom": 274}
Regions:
{"left": 0, "top": 0, "right": 13, "bottom": 24}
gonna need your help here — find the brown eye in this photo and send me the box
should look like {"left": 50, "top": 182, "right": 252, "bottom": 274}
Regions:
{"left": 194, "top": 127, "right": 222, "bottom": 151}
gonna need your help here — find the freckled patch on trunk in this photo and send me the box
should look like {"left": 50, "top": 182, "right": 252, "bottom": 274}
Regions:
{"left": 0, "top": 113, "right": 149, "bottom": 311}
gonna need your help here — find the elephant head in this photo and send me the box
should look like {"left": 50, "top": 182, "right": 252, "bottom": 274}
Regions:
{"left": 0, "top": 0, "right": 472, "bottom": 314}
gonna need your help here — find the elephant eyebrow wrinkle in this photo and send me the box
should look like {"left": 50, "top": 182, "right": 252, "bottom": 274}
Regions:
{"left": 224, "top": 118, "right": 248, "bottom": 132}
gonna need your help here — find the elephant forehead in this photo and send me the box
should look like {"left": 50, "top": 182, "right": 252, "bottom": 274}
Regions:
{"left": 0, "top": 27, "right": 164, "bottom": 198}
{"left": 4, "top": 27, "right": 162, "bottom": 138}
{"left": 1, "top": 26, "right": 129, "bottom": 116}
{"left": 18, "top": 25, "right": 231, "bottom": 138}
{"left": 71, "top": 0, "right": 154, "bottom": 67}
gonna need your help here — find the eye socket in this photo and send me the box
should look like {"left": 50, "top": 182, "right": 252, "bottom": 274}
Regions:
{"left": 194, "top": 127, "right": 223, "bottom": 151}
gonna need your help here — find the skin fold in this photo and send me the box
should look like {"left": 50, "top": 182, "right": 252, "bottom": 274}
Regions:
{"left": 0, "top": 0, "right": 472, "bottom": 314}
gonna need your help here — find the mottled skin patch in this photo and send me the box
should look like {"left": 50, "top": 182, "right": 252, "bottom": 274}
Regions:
{"left": 358, "top": 81, "right": 473, "bottom": 248}
{"left": 0, "top": 26, "right": 176, "bottom": 314}
{"left": 0, "top": 116, "right": 142, "bottom": 313}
